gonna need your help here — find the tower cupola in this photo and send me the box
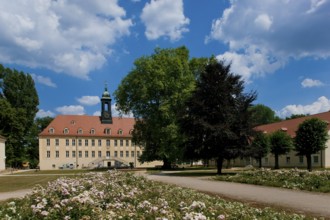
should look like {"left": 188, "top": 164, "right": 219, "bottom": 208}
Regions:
{"left": 100, "top": 83, "right": 112, "bottom": 124}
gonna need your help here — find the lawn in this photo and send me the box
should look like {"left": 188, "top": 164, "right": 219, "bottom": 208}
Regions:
{"left": 0, "top": 171, "right": 314, "bottom": 219}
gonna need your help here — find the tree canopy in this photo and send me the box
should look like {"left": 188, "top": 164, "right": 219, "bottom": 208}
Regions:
{"left": 179, "top": 59, "right": 256, "bottom": 174}
{"left": 114, "top": 47, "right": 198, "bottom": 168}
{"left": 0, "top": 64, "right": 39, "bottom": 167}
{"left": 249, "top": 104, "right": 281, "bottom": 126}
{"left": 269, "top": 130, "right": 293, "bottom": 169}
{"left": 295, "top": 118, "right": 328, "bottom": 171}
{"left": 247, "top": 131, "right": 270, "bottom": 168}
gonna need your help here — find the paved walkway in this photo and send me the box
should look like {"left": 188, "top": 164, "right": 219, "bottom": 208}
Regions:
{"left": 144, "top": 173, "right": 330, "bottom": 218}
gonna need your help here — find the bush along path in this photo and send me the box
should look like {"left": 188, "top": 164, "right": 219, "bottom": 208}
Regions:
{"left": 0, "top": 170, "right": 313, "bottom": 220}
{"left": 214, "top": 168, "right": 330, "bottom": 192}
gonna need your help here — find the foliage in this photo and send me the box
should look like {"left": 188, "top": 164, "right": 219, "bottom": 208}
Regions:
{"left": 0, "top": 64, "right": 39, "bottom": 167}
{"left": 249, "top": 104, "right": 281, "bottom": 126}
{"left": 0, "top": 170, "right": 309, "bottom": 219}
{"left": 295, "top": 118, "right": 328, "bottom": 171}
{"left": 179, "top": 59, "right": 256, "bottom": 174}
{"left": 114, "top": 47, "right": 196, "bottom": 168}
{"left": 247, "top": 132, "right": 270, "bottom": 168}
{"left": 269, "top": 130, "right": 293, "bottom": 169}
{"left": 215, "top": 168, "right": 330, "bottom": 193}
{"left": 286, "top": 114, "right": 307, "bottom": 120}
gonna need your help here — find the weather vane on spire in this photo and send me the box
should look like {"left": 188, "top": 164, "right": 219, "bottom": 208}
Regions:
{"left": 104, "top": 80, "right": 108, "bottom": 91}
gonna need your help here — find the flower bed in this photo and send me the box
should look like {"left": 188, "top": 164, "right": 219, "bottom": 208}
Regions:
{"left": 215, "top": 168, "right": 330, "bottom": 192}
{"left": 0, "top": 170, "right": 311, "bottom": 219}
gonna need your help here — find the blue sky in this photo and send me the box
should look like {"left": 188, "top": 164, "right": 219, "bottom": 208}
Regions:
{"left": 1, "top": 0, "right": 330, "bottom": 119}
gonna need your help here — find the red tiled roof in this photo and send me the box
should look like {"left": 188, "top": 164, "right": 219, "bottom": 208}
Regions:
{"left": 39, "top": 115, "right": 135, "bottom": 138}
{"left": 255, "top": 111, "right": 330, "bottom": 137}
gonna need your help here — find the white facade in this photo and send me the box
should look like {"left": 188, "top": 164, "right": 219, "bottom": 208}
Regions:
{"left": 0, "top": 136, "right": 6, "bottom": 171}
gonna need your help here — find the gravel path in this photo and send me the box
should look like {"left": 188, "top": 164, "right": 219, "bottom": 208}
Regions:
{"left": 0, "top": 189, "right": 32, "bottom": 202}
{"left": 144, "top": 173, "right": 330, "bottom": 218}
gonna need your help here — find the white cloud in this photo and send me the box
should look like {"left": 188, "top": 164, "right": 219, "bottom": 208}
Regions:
{"left": 31, "top": 74, "right": 57, "bottom": 87}
{"left": 0, "top": 0, "right": 133, "bottom": 79}
{"left": 141, "top": 0, "right": 189, "bottom": 41}
{"left": 208, "top": 0, "right": 330, "bottom": 81}
{"left": 56, "top": 105, "right": 85, "bottom": 115}
{"left": 36, "top": 109, "right": 55, "bottom": 118}
{"left": 77, "top": 96, "right": 100, "bottom": 106}
{"left": 277, "top": 96, "right": 330, "bottom": 118}
{"left": 93, "top": 111, "right": 101, "bottom": 116}
{"left": 301, "top": 78, "right": 324, "bottom": 88}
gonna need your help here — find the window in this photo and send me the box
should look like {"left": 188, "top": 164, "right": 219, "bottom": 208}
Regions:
{"left": 49, "top": 128, "right": 54, "bottom": 134}
{"left": 126, "top": 140, "right": 129, "bottom": 146}
{"left": 299, "top": 156, "right": 304, "bottom": 164}
{"left": 72, "top": 151, "right": 76, "bottom": 158}
{"left": 264, "top": 157, "right": 268, "bottom": 164}
{"left": 47, "top": 151, "right": 50, "bottom": 158}
{"left": 78, "top": 139, "right": 82, "bottom": 146}
{"left": 131, "top": 151, "right": 135, "bottom": 157}
{"left": 90, "top": 129, "right": 95, "bottom": 135}
{"left": 55, "top": 139, "right": 59, "bottom": 146}
{"left": 314, "top": 156, "right": 319, "bottom": 163}
{"left": 85, "top": 151, "right": 88, "bottom": 158}
{"left": 106, "top": 140, "right": 110, "bottom": 147}
{"left": 92, "top": 139, "right": 95, "bottom": 146}
{"left": 98, "top": 151, "right": 102, "bottom": 158}
{"left": 66, "top": 139, "right": 69, "bottom": 146}
{"left": 120, "top": 151, "right": 123, "bottom": 157}
{"left": 55, "top": 151, "right": 59, "bottom": 158}
{"left": 85, "top": 139, "right": 88, "bottom": 146}
{"left": 129, "top": 129, "right": 133, "bottom": 135}
{"left": 92, "top": 151, "right": 95, "bottom": 158}
{"left": 120, "top": 140, "right": 123, "bottom": 147}
{"left": 126, "top": 151, "right": 129, "bottom": 157}
{"left": 71, "top": 120, "right": 76, "bottom": 125}
{"left": 137, "top": 151, "right": 140, "bottom": 157}
{"left": 104, "top": 128, "right": 111, "bottom": 135}
{"left": 114, "top": 151, "right": 118, "bottom": 157}
{"left": 98, "top": 139, "right": 102, "bottom": 146}
{"left": 64, "top": 128, "right": 69, "bottom": 134}
{"left": 46, "top": 139, "right": 50, "bottom": 146}
{"left": 106, "top": 151, "right": 110, "bottom": 158}
{"left": 286, "top": 156, "right": 290, "bottom": 164}
{"left": 72, "top": 139, "right": 76, "bottom": 146}
{"left": 114, "top": 140, "right": 118, "bottom": 147}
{"left": 79, "top": 151, "right": 82, "bottom": 158}
{"left": 78, "top": 128, "right": 83, "bottom": 134}
{"left": 66, "top": 151, "right": 69, "bottom": 158}
{"left": 118, "top": 129, "right": 123, "bottom": 135}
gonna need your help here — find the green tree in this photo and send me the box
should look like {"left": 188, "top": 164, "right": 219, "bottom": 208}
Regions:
{"left": 114, "top": 47, "right": 196, "bottom": 168}
{"left": 285, "top": 114, "right": 307, "bottom": 120}
{"left": 247, "top": 131, "right": 270, "bottom": 168}
{"left": 0, "top": 64, "right": 39, "bottom": 167}
{"left": 249, "top": 104, "right": 281, "bottom": 126}
{"left": 179, "top": 59, "right": 256, "bottom": 174}
{"left": 269, "top": 130, "right": 293, "bottom": 169}
{"left": 295, "top": 118, "right": 328, "bottom": 171}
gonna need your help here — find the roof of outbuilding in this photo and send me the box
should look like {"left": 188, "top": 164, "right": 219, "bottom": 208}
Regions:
{"left": 255, "top": 111, "right": 330, "bottom": 137}
{"left": 39, "top": 115, "right": 135, "bottom": 138}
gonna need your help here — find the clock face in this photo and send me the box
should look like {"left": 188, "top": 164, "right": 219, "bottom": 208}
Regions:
{"left": 104, "top": 112, "right": 110, "bottom": 118}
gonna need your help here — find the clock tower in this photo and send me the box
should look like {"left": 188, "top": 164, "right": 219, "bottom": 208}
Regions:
{"left": 100, "top": 83, "right": 113, "bottom": 124}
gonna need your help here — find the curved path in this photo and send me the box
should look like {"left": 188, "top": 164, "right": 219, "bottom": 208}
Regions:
{"left": 144, "top": 173, "right": 330, "bottom": 218}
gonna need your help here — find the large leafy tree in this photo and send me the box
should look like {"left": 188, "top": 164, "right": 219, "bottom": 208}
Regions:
{"left": 269, "top": 130, "right": 293, "bottom": 169}
{"left": 179, "top": 59, "right": 257, "bottom": 174}
{"left": 295, "top": 118, "right": 328, "bottom": 171}
{"left": 114, "top": 47, "right": 197, "bottom": 168}
{"left": 249, "top": 104, "right": 281, "bottom": 126}
{"left": 0, "top": 64, "right": 39, "bottom": 167}
{"left": 247, "top": 131, "right": 270, "bottom": 168}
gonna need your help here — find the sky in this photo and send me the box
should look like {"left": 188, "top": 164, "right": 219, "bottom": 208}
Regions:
{"left": 1, "top": 0, "right": 330, "bottom": 119}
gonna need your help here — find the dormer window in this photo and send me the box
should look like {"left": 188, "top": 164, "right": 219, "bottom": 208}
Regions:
{"left": 104, "top": 128, "right": 111, "bottom": 135}
{"left": 71, "top": 120, "right": 76, "bottom": 125}
{"left": 49, "top": 128, "right": 55, "bottom": 134}
{"left": 63, "top": 128, "right": 69, "bottom": 134}
{"left": 78, "top": 128, "right": 83, "bottom": 134}
{"left": 129, "top": 129, "right": 133, "bottom": 135}
{"left": 118, "top": 129, "right": 123, "bottom": 135}
{"left": 281, "top": 127, "right": 288, "bottom": 132}
{"left": 90, "top": 129, "right": 95, "bottom": 135}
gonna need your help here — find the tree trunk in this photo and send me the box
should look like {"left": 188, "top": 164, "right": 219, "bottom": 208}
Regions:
{"left": 162, "top": 158, "right": 171, "bottom": 169}
{"left": 306, "top": 154, "right": 312, "bottom": 172}
{"left": 274, "top": 154, "right": 279, "bottom": 169}
{"left": 216, "top": 157, "right": 224, "bottom": 175}
{"left": 258, "top": 157, "right": 262, "bottom": 168}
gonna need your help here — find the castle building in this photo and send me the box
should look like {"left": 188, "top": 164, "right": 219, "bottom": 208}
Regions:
{"left": 38, "top": 86, "right": 160, "bottom": 170}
